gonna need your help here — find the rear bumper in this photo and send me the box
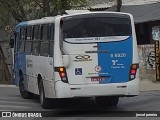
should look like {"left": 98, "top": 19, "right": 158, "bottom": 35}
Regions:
{"left": 55, "top": 78, "right": 139, "bottom": 98}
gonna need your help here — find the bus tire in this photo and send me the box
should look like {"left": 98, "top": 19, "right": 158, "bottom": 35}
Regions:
{"left": 19, "top": 74, "right": 32, "bottom": 99}
{"left": 95, "top": 96, "right": 119, "bottom": 107}
{"left": 109, "top": 96, "right": 119, "bottom": 107}
{"left": 39, "top": 80, "right": 52, "bottom": 109}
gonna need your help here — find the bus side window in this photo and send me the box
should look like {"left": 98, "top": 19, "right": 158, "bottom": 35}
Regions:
{"left": 49, "top": 24, "right": 54, "bottom": 57}
{"left": 40, "top": 24, "right": 49, "bottom": 57}
{"left": 19, "top": 27, "right": 25, "bottom": 53}
{"left": 25, "top": 26, "right": 32, "bottom": 55}
{"left": 32, "top": 25, "right": 40, "bottom": 56}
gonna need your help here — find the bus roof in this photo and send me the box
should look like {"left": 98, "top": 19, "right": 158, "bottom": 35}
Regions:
{"left": 17, "top": 16, "right": 57, "bottom": 27}
{"left": 16, "top": 11, "right": 132, "bottom": 27}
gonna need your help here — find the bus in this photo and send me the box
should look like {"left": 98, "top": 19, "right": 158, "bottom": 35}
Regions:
{"left": 10, "top": 11, "right": 139, "bottom": 109}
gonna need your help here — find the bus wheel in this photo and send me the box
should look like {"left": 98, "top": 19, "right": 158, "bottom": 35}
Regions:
{"left": 39, "top": 80, "right": 52, "bottom": 109}
{"left": 109, "top": 96, "right": 119, "bottom": 107}
{"left": 19, "top": 74, "right": 32, "bottom": 99}
{"left": 95, "top": 96, "right": 119, "bottom": 107}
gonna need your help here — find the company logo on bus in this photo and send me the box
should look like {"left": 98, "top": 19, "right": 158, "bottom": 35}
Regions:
{"left": 95, "top": 66, "right": 102, "bottom": 72}
{"left": 73, "top": 55, "right": 92, "bottom": 62}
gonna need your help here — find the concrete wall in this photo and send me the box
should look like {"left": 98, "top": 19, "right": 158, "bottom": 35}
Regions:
{"left": 138, "top": 44, "right": 156, "bottom": 81}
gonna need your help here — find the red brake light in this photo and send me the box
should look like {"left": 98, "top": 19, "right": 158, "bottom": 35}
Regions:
{"left": 131, "top": 70, "right": 136, "bottom": 74}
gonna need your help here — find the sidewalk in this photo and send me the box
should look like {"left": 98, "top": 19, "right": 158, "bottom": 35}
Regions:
{"left": 0, "top": 84, "right": 17, "bottom": 88}
{"left": 140, "top": 79, "right": 160, "bottom": 91}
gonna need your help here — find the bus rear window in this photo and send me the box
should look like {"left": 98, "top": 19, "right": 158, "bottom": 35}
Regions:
{"left": 63, "top": 17, "right": 131, "bottom": 39}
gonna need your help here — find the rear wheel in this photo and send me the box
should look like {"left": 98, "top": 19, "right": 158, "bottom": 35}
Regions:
{"left": 19, "top": 74, "right": 32, "bottom": 99}
{"left": 109, "top": 96, "right": 119, "bottom": 107}
{"left": 39, "top": 80, "right": 52, "bottom": 109}
{"left": 95, "top": 96, "right": 119, "bottom": 107}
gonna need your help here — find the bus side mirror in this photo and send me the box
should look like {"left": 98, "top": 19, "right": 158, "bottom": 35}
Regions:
{"left": 9, "top": 38, "right": 14, "bottom": 48}
{"left": 9, "top": 32, "right": 16, "bottom": 48}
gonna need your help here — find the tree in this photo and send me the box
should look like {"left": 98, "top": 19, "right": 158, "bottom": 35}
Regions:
{"left": 116, "top": 0, "right": 122, "bottom": 12}
{"left": 0, "top": 0, "right": 87, "bottom": 23}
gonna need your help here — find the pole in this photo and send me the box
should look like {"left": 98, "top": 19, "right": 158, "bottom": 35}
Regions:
{"left": 155, "top": 41, "right": 160, "bottom": 81}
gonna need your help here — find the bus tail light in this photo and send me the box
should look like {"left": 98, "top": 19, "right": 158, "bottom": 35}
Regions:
{"left": 129, "top": 64, "right": 139, "bottom": 81}
{"left": 55, "top": 67, "right": 68, "bottom": 83}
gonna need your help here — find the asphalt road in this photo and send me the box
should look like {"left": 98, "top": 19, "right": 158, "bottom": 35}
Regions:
{"left": 1, "top": 86, "right": 160, "bottom": 120}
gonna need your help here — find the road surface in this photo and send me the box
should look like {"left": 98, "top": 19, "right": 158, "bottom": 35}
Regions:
{"left": 0, "top": 86, "right": 160, "bottom": 120}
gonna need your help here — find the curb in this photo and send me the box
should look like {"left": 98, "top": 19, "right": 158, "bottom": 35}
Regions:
{"left": 0, "top": 85, "right": 17, "bottom": 88}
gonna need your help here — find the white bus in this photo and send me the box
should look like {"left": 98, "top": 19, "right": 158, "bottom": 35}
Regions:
{"left": 10, "top": 12, "right": 139, "bottom": 109}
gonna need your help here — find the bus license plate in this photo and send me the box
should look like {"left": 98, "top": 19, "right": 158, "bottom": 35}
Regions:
{"left": 91, "top": 77, "right": 105, "bottom": 82}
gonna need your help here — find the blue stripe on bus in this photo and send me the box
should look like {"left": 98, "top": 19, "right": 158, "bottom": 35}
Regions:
{"left": 14, "top": 53, "right": 26, "bottom": 86}
{"left": 17, "top": 21, "right": 28, "bottom": 27}
{"left": 16, "top": 21, "right": 28, "bottom": 33}
{"left": 98, "top": 36, "right": 133, "bottom": 84}
{"left": 15, "top": 22, "right": 27, "bottom": 84}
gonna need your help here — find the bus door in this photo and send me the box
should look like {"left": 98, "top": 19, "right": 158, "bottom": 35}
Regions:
{"left": 14, "top": 27, "right": 27, "bottom": 86}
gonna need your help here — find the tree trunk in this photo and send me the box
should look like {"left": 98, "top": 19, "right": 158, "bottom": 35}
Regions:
{"left": 0, "top": 44, "right": 11, "bottom": 84}
{"left": 42, "top": 0, "right": 51, "bottom": 16}
{"left": 116, "top": 0, "right": 122, "bottom": 12}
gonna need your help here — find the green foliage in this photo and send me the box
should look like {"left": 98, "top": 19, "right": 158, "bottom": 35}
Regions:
{"left": 0, "top": 0, "right": 87, "bottom": 24}
{"left": 0, "top": 5, "right": 9, "bottom": 26}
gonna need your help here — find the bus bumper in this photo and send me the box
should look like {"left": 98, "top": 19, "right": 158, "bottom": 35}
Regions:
{"left": 55, "top": 79, "right": 139, "bottom": 98}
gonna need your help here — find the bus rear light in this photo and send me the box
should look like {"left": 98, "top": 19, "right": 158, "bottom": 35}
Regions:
{"left": 129, "top": 64, "right": 139, "bottom": 81}
{"left": 55, "top": 67, "right": 68, "bottom": 83}
{"left": 60, "top": 73, "right": 65, "bottom": 77}
{"left": 59, "top": 67, "right": 64, "bottom": 72}
{"left": 131, "top": 70, "right": 136, "bottom": 74}
{"left": 132, "top": 64, "right": 137, "bottom": 69}
{"left": 130, "top": 75, "right": 135, "bottom": 79}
